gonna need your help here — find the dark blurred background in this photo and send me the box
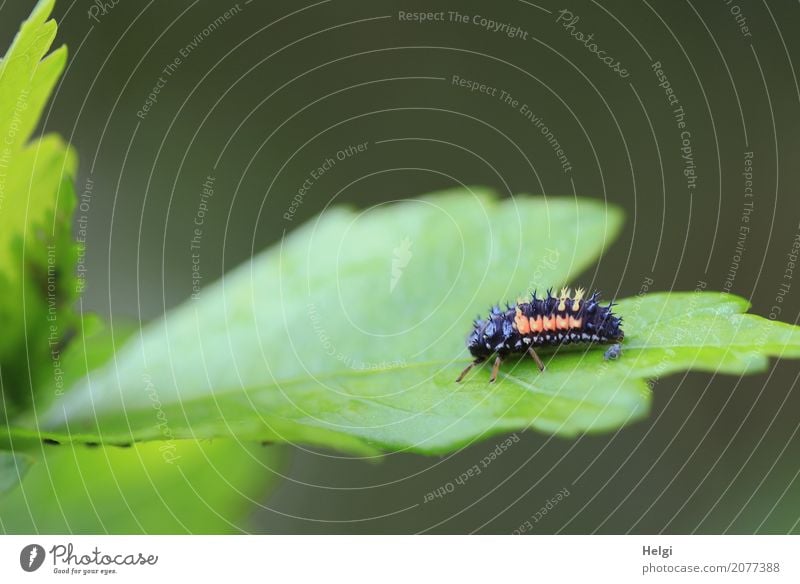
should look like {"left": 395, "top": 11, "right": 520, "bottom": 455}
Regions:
{"left": 2, "top": 0, "right": 799, "bottom": 533}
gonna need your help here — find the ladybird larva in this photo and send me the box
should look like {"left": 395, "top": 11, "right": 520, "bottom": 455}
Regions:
{"left": 456, "top": 287, "right": 624, "bottom": 382}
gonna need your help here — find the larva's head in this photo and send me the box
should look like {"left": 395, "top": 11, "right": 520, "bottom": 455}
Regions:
{"left": 585, "top": 299, "right": 624, "bottom": 342}
{"left": 467, "top": 318, "right": 491, "bottom": 359}
{"left": 601, "top": 314, "right": 625, "bottom": 342}
{"left": 467, "top": 309, "right": 509, "bottom": 358}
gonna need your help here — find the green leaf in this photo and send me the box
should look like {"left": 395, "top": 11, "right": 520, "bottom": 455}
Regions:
{"left": 613, "top": 291, "right": 800, "bottom": 376}
{"left": 0, "top": 0, "right": 78, "bottom": 416}
{"left": 0, "top": 451, "right": 33, "bottom": 496}
{"left": 0, "top": 441, "right": 283, "bottom": 533}
{"left": 1, "top": 319, "right": 282, "bottom": 534}
{"left": 8, "top": 190, "right": 800, "bottom": 456}
{"left": 35, "top": 190, "right": 625, "bottom": 454}
{"left": 0, "top": 0, "right": 64, "bottom": 153}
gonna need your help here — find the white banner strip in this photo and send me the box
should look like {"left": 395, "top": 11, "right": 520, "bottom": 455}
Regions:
{"left": 1, "top": 535, "right": 797, "bottom": 582}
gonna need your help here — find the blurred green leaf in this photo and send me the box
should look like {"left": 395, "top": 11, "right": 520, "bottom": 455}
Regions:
{"left": 36, "top": 191, "right": 626, "bottom": 454}
{"left": 0, "top": 0, "right": 64, "bottom": 152}
{"left": 0, "top": 451, "right": 33, "bottom": 496}
{"left": 0, "top": 0, "right": 79, "bottom": 415}
{"left": 0, "top": 441, "right": 283, "bottom": 534}
{"left": 5, "top": 167, "right": 800, "bottom": 461}
{"left": 7, "top": 190, "right": 800, "bottom": 456}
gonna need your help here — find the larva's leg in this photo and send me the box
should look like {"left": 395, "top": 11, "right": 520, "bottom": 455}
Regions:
{"left": 528, "top": 347, "right": 545, "bottom": 371}
{"left": 456, "top": 358, "right": 484, "bottom": 382}
{"left": 489, "top": 355, "right": 503, "bottom": 383}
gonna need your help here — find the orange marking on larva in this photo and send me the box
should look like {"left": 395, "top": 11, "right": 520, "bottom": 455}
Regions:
{"left": 530, "top": 316, "right": 543, "bottom": 332}
{"left": 556, "top": 315, "right": 569, "bottom": 330}
{"left": 515, "top": 308, "right": 531, "bottom": 334}
{"left": 543, "top": 316, "right": 556, "bottom": 331}
{"left": 569, "top": 316, "right": 582, "bottom": 329}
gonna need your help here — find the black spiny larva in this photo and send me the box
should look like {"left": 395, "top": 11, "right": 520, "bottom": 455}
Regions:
{"left": 456, "top": 287, "right": 624, "bottom": 383}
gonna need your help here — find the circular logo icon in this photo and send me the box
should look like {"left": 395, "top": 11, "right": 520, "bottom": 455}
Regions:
{"left": 19, "top": 544, "right": 45, "bottom": 572}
